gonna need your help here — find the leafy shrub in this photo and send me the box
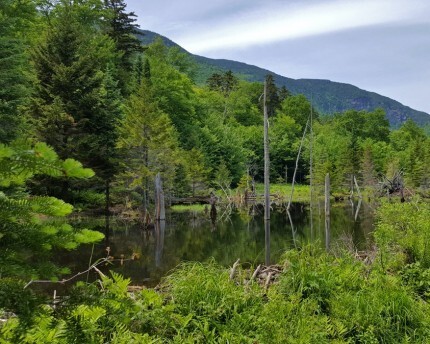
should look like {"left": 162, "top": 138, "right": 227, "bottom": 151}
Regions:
{"left": 400, "top": 262, "right": 430, "bottom": 300}
{"left": 374, "top": 201, "right": 430, "bottom": 269}
{"left": 0, "top": 278, "right": 43, "bottom": 320}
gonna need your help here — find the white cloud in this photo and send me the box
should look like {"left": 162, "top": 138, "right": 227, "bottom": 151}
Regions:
{"left": 176, "top": 0, "right": 426, "bottom": 53}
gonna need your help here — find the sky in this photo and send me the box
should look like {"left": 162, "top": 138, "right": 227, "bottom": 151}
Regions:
{"left": 125, "top": 0, "right": 430, "bottom": 114}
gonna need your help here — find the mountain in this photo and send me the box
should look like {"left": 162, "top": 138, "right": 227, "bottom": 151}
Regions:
{"left": 137, "top": 29, "right": 430, "bottom": 128}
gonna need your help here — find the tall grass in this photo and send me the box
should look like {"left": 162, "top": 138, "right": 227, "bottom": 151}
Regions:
{"left": 2, "top": 201, "right": 430, "bottom": 343}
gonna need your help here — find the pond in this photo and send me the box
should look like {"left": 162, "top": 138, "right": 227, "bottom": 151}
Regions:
{"left": 57, "top": 200, "right": 375, "bottom": 288}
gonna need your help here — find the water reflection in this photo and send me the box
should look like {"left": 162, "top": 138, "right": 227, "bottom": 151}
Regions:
{"left": 265, "top": 219, "right": 270, "bottom": 266}
{"left": 63, "top": 201, "right": 375, "bottom": 287}
{"left": 154, "top": 221, "right": 165, "bottom": 268}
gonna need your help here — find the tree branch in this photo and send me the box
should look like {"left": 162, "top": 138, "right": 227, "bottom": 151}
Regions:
{"left": 24, "top": 257, "right": 114, "bottom": 289}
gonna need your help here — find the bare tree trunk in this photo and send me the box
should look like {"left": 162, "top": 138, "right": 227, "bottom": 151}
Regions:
{"left": 155, "top": 173, "right": 165, "bottom": 221}
{"left": 287, "top": 117, "right": 309, "bottom": 211}
{"left": 310, "top": 98, "right": 314, "bottom": 240}
{"left": 105, "top": 179, "right": 111, "bottom": 240}
{"left": 263, "top": 80, "right": 270, "bottom": 221}
{"left": 325, "top": 173, "right": 331, "bottom": 250}
{"left": 263, "top": 79, "right": 271, "bottom": 264}
{"left": 353, "top": 175, "right": 362, "bottom": 199}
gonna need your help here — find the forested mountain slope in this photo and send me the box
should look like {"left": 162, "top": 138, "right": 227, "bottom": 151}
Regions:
{"left": 138, "top": 29, "right": 430, "bottom": 127}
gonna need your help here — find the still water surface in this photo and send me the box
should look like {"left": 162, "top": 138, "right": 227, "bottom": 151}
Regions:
{"left": 60, "top": 201, "right": 375, "bottom": 287}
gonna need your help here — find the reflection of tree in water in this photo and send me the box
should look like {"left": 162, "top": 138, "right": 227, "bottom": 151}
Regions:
{"left": 154, "top": 221, "right": 165, "bottom": 268}
{"left": 59, "top": 202, "right": 376, "bottom": 287}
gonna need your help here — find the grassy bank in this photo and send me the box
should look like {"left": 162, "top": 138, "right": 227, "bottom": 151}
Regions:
{"left": 246, "top": 183, "right": 312, "bottom": 203}
{"left": 2, "top": 201, "right": 430, "bottom": 343}
{"left": 170, "top": 204, "right": 208, "bottom": 212}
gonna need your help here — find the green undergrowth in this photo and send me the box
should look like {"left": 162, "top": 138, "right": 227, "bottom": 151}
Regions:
{"left": 253, "top": 183, "right": 311, "bottom": 202}
{"left": 170, "top": 204, "right": 208, "bottom": 212}
{"left": 2, "top": 201, "right": 430, "bottom": 343}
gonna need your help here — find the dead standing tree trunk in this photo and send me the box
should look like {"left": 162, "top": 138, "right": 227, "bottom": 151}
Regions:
{"left": 263, "top": 79, "right": 271, "bottom": 266}
{"left": 155, "top": 172, "right": 165, "bottom": 221}
{"left": 325, "top": 173, "right": 331, "bottom": 250}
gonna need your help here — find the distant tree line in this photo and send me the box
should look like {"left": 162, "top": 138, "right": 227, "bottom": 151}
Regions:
{"left": 1, "top": 0, "right": 429, "bottom": 209}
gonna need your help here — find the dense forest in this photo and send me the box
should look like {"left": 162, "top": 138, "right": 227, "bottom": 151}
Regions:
{"left": 2, "top": 0, "right": 430, "bottom": 342}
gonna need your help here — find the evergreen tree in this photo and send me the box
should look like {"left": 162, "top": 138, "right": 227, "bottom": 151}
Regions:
{"left": 265, "top": 74, "right": 280, "bottom": 117}
{"left": 207, "top": 72, "right": 223, "bottom": 91}
{"left": 30, "top": 1, "right": 119, "bottom": 199}
{"left": 143, "top": 57, "right": 151, "bottom": 80}
{"left": 206, "top": 70, "right": 238, "bottom": 96}
{"left": 278, "top": 85, "right": 291, "bottom": 103}
{"left": 79, "top": 65, "right": 123, "bottom": 201}
{"left": 184, "top": 148, "right": 210, "bottom": 196}
{"left": 104, "top": 0, "right": 142, "bottom": 93}
{"left": 117, "top": 83, "right": 181, "bottom": 205}
{"left": 173, "top": 163, "right": 192, "bottom": 197}
{"left": 104, "top": 0, "right": 141, "bottom": 59}
{"left": 0, "top": 0, "right": 36, "bottom": 143}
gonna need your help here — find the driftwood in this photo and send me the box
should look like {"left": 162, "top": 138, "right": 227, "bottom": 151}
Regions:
{"left": 240, "top": 264, "right": 283, "bottom": 287}
{"left": 229, "top": 259, "right": 241, "bottom": 280}
{"left": 24, "top": 257, "right": 112, "bottom": 289}
{"left": 379, "top": 171, "right": 405, "bottom": 201}
{"left": 247, "top": 264, "right": 261, "bottom": 285}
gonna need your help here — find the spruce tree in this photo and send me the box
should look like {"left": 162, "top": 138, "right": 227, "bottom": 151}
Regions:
{"left": 30, "top": 1, "right": 119, "bottom": 199}
{"left": 265, "top": 74, "right": 280, "bottom": 117}
{"left": 0, "top": 0, "right": 36, "bottom": 143}
{"left": 117, "top": 83, "right": 181, "bottom": 206}
{"left": 104, "top": 0, "right": 142, "bottom": 93}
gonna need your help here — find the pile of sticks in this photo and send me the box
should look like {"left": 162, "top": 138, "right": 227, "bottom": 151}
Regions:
{"left": 229, "top": 259, "right": 284, "bottom": 289}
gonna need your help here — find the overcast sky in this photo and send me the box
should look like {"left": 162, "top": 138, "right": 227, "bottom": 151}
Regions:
{"left": 126, "top": 0, "right": 430, "bottom": 114}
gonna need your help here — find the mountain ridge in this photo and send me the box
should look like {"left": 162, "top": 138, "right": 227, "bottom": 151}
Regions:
{"left": 137, "top": 29, "right": 430, "bottom": 127}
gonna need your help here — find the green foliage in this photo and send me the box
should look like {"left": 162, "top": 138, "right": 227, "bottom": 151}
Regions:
{"left": 214, "top": 159, "right": 232, "bottom": 192}
{"left": 310, "top": 108, "right": 414, "bottom": 192}
{"left": 400, "top": 262, "right": 430, "bottom": 301}
{"left": 270, "top": 113, "right": 301, "bottom": 181}
{"left": 103, "top": 0, "right": 142, "bottom": 94}
{"left": 0, "top": 0, "right": 36, "bottom": 143}
{"left": 206, "top": 70, "right": 238, "bottom": 96}
{"left": 117, "top": 81, "right": 181, "bottom": 201}
{"left": 5, "top": 238, "right": 430, "bottom": 343}
{"left": 144, "top": 38, "right": 197, "bottom": 148}
{"left": 264, "top": 74, "right": 281, "bottom": 117}
{"left": 374, "top": 201, "right": 430, "bottom": 269}
{"left": 0, "top": 278, "right": 43, "bottom": 320}
{"left": 0, "top": 142, "right": 102, "bottom": 279}
{"left": 29, "top": 0, "right": 120, "bottom": 201}
{"left": 183, "top": 148, "right": 210, "bottom": 196}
